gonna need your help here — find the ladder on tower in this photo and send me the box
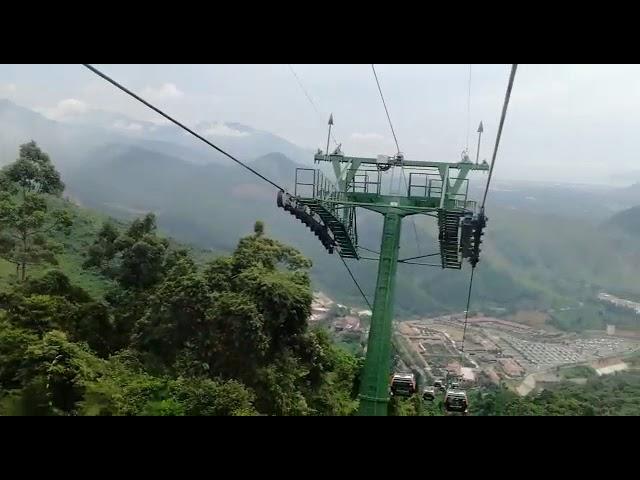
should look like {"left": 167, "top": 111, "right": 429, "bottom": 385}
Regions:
{"left": 298, "top": 198, "right": 359, "bottom": 258}
{"left": 276, "top": 167, "right": 359, "bottom": 259}
{"left": 438, "top": 209, "right": 463, "bottom": 269}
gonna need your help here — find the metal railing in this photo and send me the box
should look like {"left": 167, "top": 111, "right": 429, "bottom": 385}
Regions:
{"left": 295, "top": 168, "right": 317, "bottom": 198}
{"left": 447, "top": 177, "right": 470, "bottom": 203}
{"left": 408, "top": 173, "right": 474, "bottom": 210}
{"left": 408, "top": 172, "right": 444, "bottom": 199}
{"left": 294, "top": 167, "right": 357, "bottom": 245}
{"left": 452, "top": 199, "right": 477, "bottom": 212}
{"left": 347, "top": 168, "right": 381, "bottom": 195}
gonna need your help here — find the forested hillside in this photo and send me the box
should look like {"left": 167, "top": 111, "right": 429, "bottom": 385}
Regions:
{"left": 0, "top": 142, "right": 360, "bottom": 415}
{"left": 3, "top": 99, "right": 640, "bottom": 322}
{"left": 2, "top": 141, "right": 639, "bottom": 416}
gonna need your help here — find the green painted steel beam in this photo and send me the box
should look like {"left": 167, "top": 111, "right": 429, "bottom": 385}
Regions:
{"left": 320, "top": 197, "right": 473, "bottom": 214}
{"left": 358, "top": 211, "right": 403, "bottom": 416}
{"left": 315, "top": 153, "right": 490, "bottom": 171}
{"left": 293, "top": 151, "right": 480, "bottom": 416}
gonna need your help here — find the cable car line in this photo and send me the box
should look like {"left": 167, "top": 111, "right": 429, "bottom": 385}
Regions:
{"left": 398, "top": 261, "right": 441, "bottom": 267}
{"left": 397, "top": 252, "right": 440, "bottom": 262}
{"left": 339, "top": 255, "right": 372, "bottom": 309}
{"left": 480, "top": 64, "right": 518, "bottom": 210}
{"left": 459, "top": 64, "right": 518, "bottom": 357}
{"left": 288, "top": 64, "right": 340, "bottom": 147}
{"left": 285, "top": 64, "right": 376, "bottom": 310}
{"left": 372, "top": 64, "right": 400, "bottom": 195}
{"left": 82, "top": 64, "right": 285, "bottom": 192}
{"left": 286, "top": 64, "right": 375, "bottom": 310}
{"left": 358, "top": 245, "right": 380, "bottom": 255}
{"left": 371, "top": 64, "right": 400, "bottom": 154}
{"left": 399, "top": 168, "right": 422, "bottom": 256}
{"left": 466, "top": 64, "right": 472, "bottom": 152}
{"left": 371, "top": 64, "right": 422, "bottom": 257}
{"left": 460, "top": 267, "right": 476, "bottom": 353}
{"left": 83, "top": 63, "right": 373, "bottom": 311}
{"left": 85, "top": 63, "right": 518, "bottom": 416}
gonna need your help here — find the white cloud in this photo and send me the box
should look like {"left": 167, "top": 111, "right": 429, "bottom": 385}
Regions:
{"left": 36, "top": 98, "right": 89, "bottom": 121}
{"left": 149, "top": 118, "right": 172, "bottom": 126}
{"left": 142, "top": 83, "right": 184, "bottom": 101}
{"left": 347, "top": 132, "right": 396, "bottom": 156}
{"left": 202, "top": 122, "right": 249, "bottom": 137}
{"left": 350, "top": 132, "right": 385, "bottom": 141}
{"left": 112, "top": 120, "right": 144, "bottom": 132}
{"left": 0, "top": 83, "right": 17, "bottom": 96}
{"left": 8, "top": 64, "right": 640, "bottom": 185}
{"left": 56, "top": 98, "right": 88, "bottom": 114}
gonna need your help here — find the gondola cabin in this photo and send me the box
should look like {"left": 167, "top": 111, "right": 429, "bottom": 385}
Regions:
{"left": 444, "top": 389, "right": 469, "bottom": 415}
{"left": 433, "top": 379, "right": 446, "bottom": 393}
{"left": 422, "top": 386, "right": 436, "bottom": 401}
{"left": 390, "top": 373, "right": 416, "bottom": 397}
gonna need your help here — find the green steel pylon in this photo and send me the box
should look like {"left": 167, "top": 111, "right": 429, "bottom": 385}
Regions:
{"left": 358, "top": 210, "right": 403, "bottom": 415}
{"left": 279, "top": 142, "right": 489, "bottom": 416}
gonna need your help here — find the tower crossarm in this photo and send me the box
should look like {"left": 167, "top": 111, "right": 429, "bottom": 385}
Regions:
{"left": 314, "top": 152, "right": 490, "bottom": 172}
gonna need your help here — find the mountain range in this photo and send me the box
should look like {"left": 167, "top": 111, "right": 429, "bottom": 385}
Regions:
{"left": 1, "top": 98, "right": 640, "bottom": 327}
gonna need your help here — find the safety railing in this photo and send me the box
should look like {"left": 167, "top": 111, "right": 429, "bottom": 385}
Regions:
{"left": 408, "top": 172, "right": 444, "bottom": 199}
{"left": 294, "top": 168, "right": 317, "bottom": 198}
{"left": 447, "top": 177, "right": 470, "bottom": 204}
{"left": 346, "top": 168, "right": 381, "bottom": 195}
{"left": 293, "top": 167, "right": 357, "bottom": 249}
{"left": 408, "top": 173, "right": 475, "bottom": 209}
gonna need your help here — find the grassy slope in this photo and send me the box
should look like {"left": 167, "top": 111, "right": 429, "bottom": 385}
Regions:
{"left": 0, "top": 197, "right": 116, "bottom": 298}
{"left": 0, "top": 195, "right": 215, "bottom": 299}
{"left": 5, "top": 194, "right": 636, "bottom": 334}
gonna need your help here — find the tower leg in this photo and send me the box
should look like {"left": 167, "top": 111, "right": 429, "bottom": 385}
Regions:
{"left": 358, "top": 211, "right": 402, "bottom": 416}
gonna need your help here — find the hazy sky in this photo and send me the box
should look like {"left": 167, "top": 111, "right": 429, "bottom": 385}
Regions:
{"left": 1, "top": 64, "right": 639, "bottom": 185}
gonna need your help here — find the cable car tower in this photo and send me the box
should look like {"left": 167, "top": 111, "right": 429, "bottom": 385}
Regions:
{"left": 277, "top": 118, "right": 490, "bottom": 415}
{"left": 81, "top": 62, "right": 515, "bottom": 417}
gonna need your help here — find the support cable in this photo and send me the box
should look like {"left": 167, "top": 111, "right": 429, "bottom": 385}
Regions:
{"left": 82, "top": 64, "right": 285, "bottom": 192}
{"left": 480, "top": 64, "right": 518, "bottom": 210}
{"left": 339, "top": 256, "right": 372, "bottom": 310}
{"left": 288, "top": 64, "right": 340, "bottom": 147}
{"left": 371, "top": 64, "right": 400, "bottom": 154}
{"left": 371, "top": 64, "right": 422, "bottom": 256}
{"left": 466, "top": 64, "right": 472, "bottom": 151}
{"left": 460, "top": 267, "right": 476, "bottom": 354}
{"left": 460, "top": 64, "right": 518, "bottom": 356}
{"left": 84, "top": 64, "right": 374, "bottom": 313}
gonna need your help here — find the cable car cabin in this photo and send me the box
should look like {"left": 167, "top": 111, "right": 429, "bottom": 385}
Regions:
{"left": 422, "top": 386, "right": 436, "bottom": 401}
{"left": 390, "top": 373, "right": 416, "bottom": 397}
{"left": 444, "top": 389, "right": 469, "bottom": 415}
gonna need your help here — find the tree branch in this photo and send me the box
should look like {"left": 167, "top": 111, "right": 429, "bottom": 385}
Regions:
{"left": 27, "top": 217, "right": 63, "bottom": 237}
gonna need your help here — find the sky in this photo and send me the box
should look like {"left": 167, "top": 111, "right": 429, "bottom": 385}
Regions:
{"left": 0, "top": 63, "right": 639, "bottom": 185}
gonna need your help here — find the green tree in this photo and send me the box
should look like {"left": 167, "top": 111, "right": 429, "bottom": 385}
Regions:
{"left": 0, "top": 326, "right": 104, "bottom": 416}
{"left": 7, "top": 215, "right": 364, "bottom": 416}
{"left": 126, "top": 220, "right": 360, "bottom": 415}
{"left": 168, "top": 377, "right": 257, "bottom": 416}
{"left": 84, "top": 214, "right": 169, "bottom": 290}
{"left": 2, "top": 141, "right": 65, "bottom": 196}
{"left": 83, "top": 222, "right": 120, "bottom": 274}
{"left": 0, "top": 142, "right": 72, "bottom": 281}
{"left": 2, "top": 270, "right": 117, "bottom": 357}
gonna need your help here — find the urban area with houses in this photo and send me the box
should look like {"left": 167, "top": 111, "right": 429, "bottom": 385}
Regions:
{"left": 311, "top": 291, "right": 640, "bottom": 396}
{"left": 598, "top": 292, "right": 640, "bottom": 315}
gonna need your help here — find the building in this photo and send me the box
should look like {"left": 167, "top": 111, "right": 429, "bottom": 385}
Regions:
{"left": 499, "top": 358, "right": 525, "bottom": 377}
{"left": 460, "top": 367, "right": 476, "bottom": 382}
